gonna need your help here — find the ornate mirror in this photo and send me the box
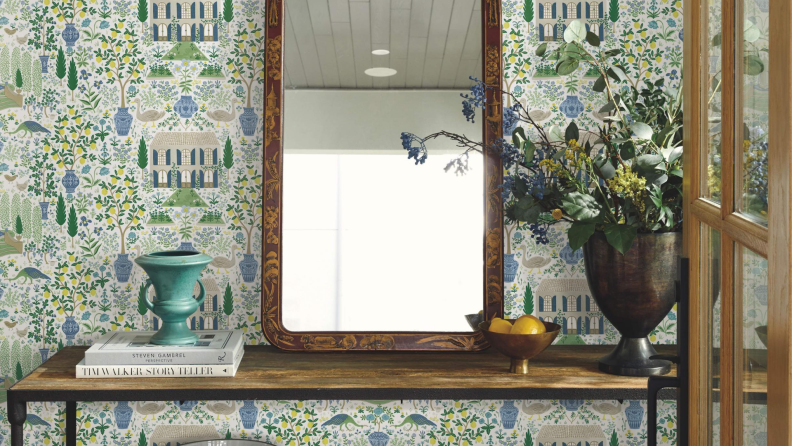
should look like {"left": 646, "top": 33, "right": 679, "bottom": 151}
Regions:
{"left": 263, "top": 0, "right": 503, "bottom": 351}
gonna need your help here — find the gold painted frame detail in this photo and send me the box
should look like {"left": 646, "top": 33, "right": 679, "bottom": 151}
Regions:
{"left": 262, "top": 0, "right": 504, "bottom": 351}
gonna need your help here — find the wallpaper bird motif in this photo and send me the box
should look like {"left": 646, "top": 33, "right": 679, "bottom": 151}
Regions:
{"left": 0, "top": 0, "right": 758, "bottom": 444}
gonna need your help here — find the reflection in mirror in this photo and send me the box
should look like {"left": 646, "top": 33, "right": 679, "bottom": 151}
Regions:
{"left": 281, "top": 0, "right": 483, "bottom": 332}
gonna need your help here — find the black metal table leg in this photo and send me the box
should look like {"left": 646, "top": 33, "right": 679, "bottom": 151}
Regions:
{"left": 8, "top": 392, "right": 26, "bottom": 446}
{"left": 66, "top": 401, "right": 77, "bottom": 446}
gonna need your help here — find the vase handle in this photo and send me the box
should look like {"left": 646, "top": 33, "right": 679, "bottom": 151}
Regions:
{"left": 194, "top": 279, "right": 206, "bottom": 307}
{"left": 142, "top": 279, "right": 155, "bottom": 312}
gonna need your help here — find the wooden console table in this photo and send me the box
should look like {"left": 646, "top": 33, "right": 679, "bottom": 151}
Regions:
{"left": 8, "top": 345, "right": 678, "bottom": 446}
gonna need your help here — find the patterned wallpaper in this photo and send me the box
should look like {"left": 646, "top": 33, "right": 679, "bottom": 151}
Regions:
{"left": 0, "top": 0, "right": 687, "bottom": 444}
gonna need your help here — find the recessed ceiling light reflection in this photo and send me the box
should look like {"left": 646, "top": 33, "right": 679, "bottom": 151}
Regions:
{"left": 364, "top": 67, "right": 397, "bottom": 77}
{"left": 372, "top": 49, "right": 390, "bottom": 55}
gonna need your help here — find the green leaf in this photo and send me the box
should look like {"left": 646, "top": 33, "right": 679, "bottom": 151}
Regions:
{"left": 556, "top": 57, "right": 580, "bottom": 75}
{"left": 513, "top": 177, "right": 529, "bottom": 198}
{"left": 603, "top": 224, "right": 638, "bottom": 255}
{"left": 593, "top": 75, "right": 607, "bottom": 92}
{"left": 568, "top": 222, "right": 596, "bottom": 251}
{"left": 585, "top": 31, "right": 601, "bottom": 47}
{"left": 563, "top": 44, "right": 586, "bottom": 60}
{"left": 511, "top": 202, "right": 542, "bottom": 223}
{"left": 634, "top": 154, "right": 664, "bottom": 173}
{"left": 552, "top": 147, "right": 568, "bottom": 161}
{"left": 711, "top": 32, "right": 722, "bottom": 47}
{"left": 593, "top": 154, "right": 616, "bottom": 180}
{"left": 644, "top": 171, "right": 669, "bottom": 187}
{"left": 535, "top": 42, "right": 548, "bottom": 57}
{"left": 561, "top": 192, "right": 603, "bottom": 222}
{"left": 598, "top": 101, "right": 616, "bottom": 113}
{"left": 512, "top": 126, "right": 527, "bottom": 149}
{"left": 607, "top": 66, "right": 628, "bottom": 82}
{"left": 603, "top": 49, "right": 622, "bottom": 58}
{"left": 619, "top": 141, "right": 637, "bottom": 160}
{"left": 548, "top": 125, "right": 564, "bottom": 142}
{"left": 563, "top": 20, "right": 587, "bottom": 43}
{"left": 523, "top": 139, "right": 536, "bottom": 165}
{"left": 744, "top": 55, "right": 764, "bottom": 75}
{"left": 669, "top": 168, "right": 683, "bottom": 177}
{"left": 630, "top": 122, "right": 653, "bottom": 140}
{"left": 565, "top": 121, "right": 580, "bottom": 143}
{"left": 661, "top": 146, "right": 683, "bottom": 164}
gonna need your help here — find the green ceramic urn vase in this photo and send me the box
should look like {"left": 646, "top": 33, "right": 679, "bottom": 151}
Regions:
{"left": 135, "top": 250, "right": 213, "bottom": 345}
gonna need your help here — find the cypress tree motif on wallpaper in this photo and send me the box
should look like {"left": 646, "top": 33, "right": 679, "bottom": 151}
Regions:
{"left": 55, "top": 193, "right": 66, "bottom": 232}
{"left": 137, "top": 0, "right": 148, "bottom": 34}
{"left": 67, "top": 205, "right": 77, "bottom": 248}
{"left": 137, "top": 137, "right": 148, "bottom": 180}
{"left": 55, "top": 47, "right": 66, "bottom": 85}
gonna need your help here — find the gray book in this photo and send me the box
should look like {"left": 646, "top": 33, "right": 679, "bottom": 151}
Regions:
{"left": 84, "top": 330, "right": 244, "bottom": 366}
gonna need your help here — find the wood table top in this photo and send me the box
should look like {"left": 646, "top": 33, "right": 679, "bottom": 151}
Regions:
{"left": 10, "top": 345, "right": 682, "bottom": 401}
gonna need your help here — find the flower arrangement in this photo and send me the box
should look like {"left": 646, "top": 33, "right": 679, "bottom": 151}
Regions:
{"left": 401, "top": 20, "right": 684, "bottom": 254}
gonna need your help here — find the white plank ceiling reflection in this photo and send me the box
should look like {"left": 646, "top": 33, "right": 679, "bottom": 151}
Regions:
{"left": 284, "top": 0, "right": 482, "bottom": 89}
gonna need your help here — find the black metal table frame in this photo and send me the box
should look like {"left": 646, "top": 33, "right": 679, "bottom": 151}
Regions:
{"left": 7, "top": 386, "right": 678, "bottom": 446}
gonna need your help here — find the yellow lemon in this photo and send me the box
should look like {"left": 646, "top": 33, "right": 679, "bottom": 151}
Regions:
{"left": 488, "top": 317, "right": 513, "bottom": 334}
{"left": 510, "top": 314, "right": 546, "bottom": 335}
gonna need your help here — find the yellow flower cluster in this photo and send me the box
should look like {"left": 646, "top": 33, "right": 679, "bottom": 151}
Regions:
{"left": 539, "top": 158, "right": 563, "bottom": 173}
{"left": 607, "top": 166, "right": 647, "bottom": 212}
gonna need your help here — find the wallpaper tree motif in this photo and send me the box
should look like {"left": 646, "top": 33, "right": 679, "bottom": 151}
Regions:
{"left": 0, "top": 0, "right": 693, "bottom": 445}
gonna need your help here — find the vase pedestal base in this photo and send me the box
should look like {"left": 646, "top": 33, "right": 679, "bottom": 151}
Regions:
{"left": 598, "top": 336, "right": 671, "bottom": 376}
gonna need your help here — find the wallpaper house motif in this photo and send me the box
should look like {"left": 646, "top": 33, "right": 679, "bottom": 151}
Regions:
{"left": 0, "top": 0, "right": 693, "bottom": 444}
{"left": 151, "top": 1, "right": 221, "bottom": 42}
{"left": 535, "top": 0, "right": 606, "bottom": 41}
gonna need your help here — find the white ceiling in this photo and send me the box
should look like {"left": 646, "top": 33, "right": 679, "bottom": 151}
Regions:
{"left": 284, "top": 0, "right": 482, "bottom": 90}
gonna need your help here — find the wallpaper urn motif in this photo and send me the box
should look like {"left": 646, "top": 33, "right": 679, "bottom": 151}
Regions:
{"left": 175, "top": 95, "right": 199, "bottom": 119}
{"left": 61, "top": 170, "right": 79, "bottom": 194}
{"left": 504, "top": 254, "right": 519, "bottom": 282}
{"left": 625, "top": 401, "right": 645, "bottom": 429}
{"left": 239, "top": 400, "right": 258, "bottom": 429}
{"left": 368, "top": 431, "right": 390, "bottom": 446}
{"left": 559, "top": 95, "right": 585, "bottom": 119}
{"left": 61, "top": 316, "right": 79, "bottom": 340}
{"left": 114, "top": 107, "right": 133, "bottom": 136}
{"left": 500, "top": 400, "right": 519, "bottom": 429}
{"left": 39, "top": 55, "right": 49, "bottom": 73}
{"left": 61, "top": 23, "right": 80, "bottom": 47}
{"left": 114, "top": 401, "right": 133, "bottom": 429}
{"left": 114, "top": 253, "right": 133, "bottom": 283}
{"left": 239, "top": 107, "right": 258, "bottom": 136}
{"left": 239, "top": 253, "right": 258, "bottom": 283}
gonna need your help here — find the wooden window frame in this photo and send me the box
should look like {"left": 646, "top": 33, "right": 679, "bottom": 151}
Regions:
{"left": 685, "top": 0, "right": 792, "bottom": 442}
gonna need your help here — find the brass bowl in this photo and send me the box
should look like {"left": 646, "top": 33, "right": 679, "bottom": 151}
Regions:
{"left": 479, "top": 319, "right": 561, "bottom": 374}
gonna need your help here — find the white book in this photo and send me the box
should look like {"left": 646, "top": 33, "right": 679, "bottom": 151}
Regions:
{"left": 84, "top": 330, "right": 244, "bottom": 366}
{"left": 76, "top": 350, "right": 244, "bottom": 379}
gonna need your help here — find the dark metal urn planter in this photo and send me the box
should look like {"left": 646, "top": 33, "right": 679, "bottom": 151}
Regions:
{"left": 582, "top": 231, "right": 682, "bottom": 376}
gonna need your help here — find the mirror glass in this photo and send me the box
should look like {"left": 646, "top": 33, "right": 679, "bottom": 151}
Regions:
{"left": 282, "top": 0, "right": 483, "bottom": 332}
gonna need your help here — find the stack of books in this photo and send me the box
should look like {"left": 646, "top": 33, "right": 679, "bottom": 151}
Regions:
{"left": 76, "top": 330, "right": 245, "bottom": 379}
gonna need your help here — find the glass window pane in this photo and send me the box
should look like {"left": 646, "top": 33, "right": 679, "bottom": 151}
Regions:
{"left": 739, "top": 1, "right": 769, "bottom": 224}
{"left": 704, "top": 225, "right": 722, "bottom": 445}
{"left": 739, "top": 245, "right": 768, "bottom": 444}
{"left": 705, "top": 0, "right": 722, "bottom": 203}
